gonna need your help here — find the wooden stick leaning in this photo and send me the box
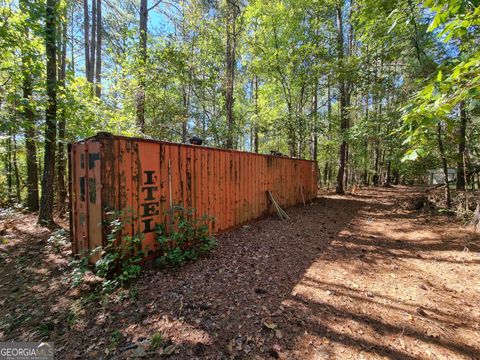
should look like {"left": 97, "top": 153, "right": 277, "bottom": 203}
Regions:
{"left": 267, "top": 190, "right": 290, "bottom": 220}
{"left": 300, "top": 183, "right": 306, "bottom": 206}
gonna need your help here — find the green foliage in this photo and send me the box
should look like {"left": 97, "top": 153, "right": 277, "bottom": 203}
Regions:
{"left": 70, "top": 256, "right": 90, "bottom": 288}
{"left": 155, "top": 205, "right": 217, "bottom": 267}
{"left": 94, "top": 209, "right": 144, "bottom": 291}
{"left": 70, "top": 206, "right": 216, "bottom": 292}
{"left": 47, "top": 229, "right": 68, "bottom": 253}
{"left": 2, "top": 0, "right": 480, "bottom": 215}
{"left": 402, "top": 0, "right": 480, "bottom": 160}
{"left": 150, "top": 332, "right": 164, "bottom": 350}
{"left": 37, "top": 322, "right": 54, "bottom": 337}
{"left": 109, "top": 329, "right": 123, "bottom": 348}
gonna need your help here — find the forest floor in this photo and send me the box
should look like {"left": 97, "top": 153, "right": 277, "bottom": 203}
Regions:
{"left": 1, "top": 186, "right": 480, "bottom": 359}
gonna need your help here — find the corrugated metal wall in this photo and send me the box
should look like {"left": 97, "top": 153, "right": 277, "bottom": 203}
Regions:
{"left": 70, "top": 134, "right": 318, "bottom": 258}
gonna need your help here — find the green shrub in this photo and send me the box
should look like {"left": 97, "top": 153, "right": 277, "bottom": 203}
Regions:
{"left": 155, "top": 205, "right": 217, "bottom": 266}
{"left": 70, "top": 206, "right": 216, "bottom": 292}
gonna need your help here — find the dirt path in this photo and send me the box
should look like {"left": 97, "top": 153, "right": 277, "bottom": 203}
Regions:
{"left": 1, "top": 187, "right": 479, "bottom": 359}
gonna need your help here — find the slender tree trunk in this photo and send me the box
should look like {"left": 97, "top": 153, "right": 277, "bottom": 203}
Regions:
{"left": 312, "top": 78, "right": 318, "bottom": 161}
{"left": 225, "top": 0, "right": 237, "bottom": 149}
{"left": 254, "top": 75, "right": 259, "bottom": 153}
{"left": 70, "top": 4, "right": 75, "bottom": 75}
{"left": 24, "top": 116, "right": 39, "bottom": 211}
{"left": 182, "top": 85, "right": 190, "bottom": 143}
{"left": 335, "top": 4, "right": 347, "bottom": 195}
{"left": 38, "top": 0, "right": 58, "bottom": 225}
{"left": 136, "top": 0, "right": 147, "bottom": 132}
{"left": 95, "top": 0, "right": 102, "bottom": 97}
{"left": 57, "top": 19, "right": 67, "bottom": 214}
{"left": 457, "top": 101, "right": 467, "bottom": 190}
{"left": 384, "top": 159, "right": 391, "bottom": 186}
{"left": 437, "top": 123, "right": 451, "bottom": 209}
{"left": 21, "top": 0, "right": 39, "bottom": 211}
{"left": 323, "top": 162, "right": 329, "bottom": 186}
{"left": 12, "top": 135, "right": 21, "bottom": 201}
{"left": 90, "top": 0, "right": 96, "bottom": 84}
{"left": 5, "top": 137, "right": 12, "bottom": 203}
{"left": 83, "top": 0, "right": 91, "bottom": 82}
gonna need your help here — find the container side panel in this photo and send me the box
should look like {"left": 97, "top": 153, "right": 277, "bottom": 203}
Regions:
{"left": 186, "top": 146, "right": 193, "bottom": 211}
{"left": 171, "top": 145, "right": 181, "bottom": 209}
{"left": 131, "top": 142, "right": 140, "bottom": 240}
{"left": 179, "top": 146, "right": 186, "bottom": 208}
{"left": 197, "top": 147, "right": 204, "bottom": 220}
{"left": 226, "top": 152, "right": 232, "bottom": 229}
{"left": 86, "top": 141, "right": 102, "bottom": 262}
{"left": 207, "top": 150, "right": 214, "bottom": 232}
{"left": 70, "top": 145, "right": 78, "bottom": 254}
{"left": 99, "top": 137, "right": 119, "bottom": 254}
{"left": 137, "top": 141, "right": 161, "bottom": 254}
{"left": 74, "top": 143, "right": 88, "bottom": 254}
{"left": 158, "top": 144, "right": 168, "bottom": 226}
{"left": 116, "top": 140, "right": 132, "bottom": 256}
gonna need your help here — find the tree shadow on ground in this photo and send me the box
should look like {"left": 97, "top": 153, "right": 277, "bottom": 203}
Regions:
{"left": 1, "top": 188, "right": 479, "bottom": 359}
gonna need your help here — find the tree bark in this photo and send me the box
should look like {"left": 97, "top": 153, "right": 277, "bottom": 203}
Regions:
{"left": 225, "top": 0, "right": 237, "bottom": 149}
{"left": 437, "top": 123, "right": 451, "bottom": 209}
{"left": 12, "top": 135, "right": 21, "bottom": 201}
{"left": 57, "top": 19, "right": 67, "bottom": 214}
{"left": 38, "top": 0, "right": 58, "bottom": 225}
{"left": 90, "top": 0, "right": 96, "bottom": 84}
{"left": 5, "top": 137, "right": 12, "bottom": 203}
{"left": 456, "top": 101, "right": 467, "bottom": 190}
{"left": 335, "top": 4, "right": 348, "bottom": 195}
{"left": 95, "top": 0, "right": 101, "bottom": 97}
{"left": 182, "top": 86, "right": 189, "bottom": 143}
{"left": 384, "top": 159, "right": 391, "bottom": 186}
{"left": 83, "top": 0, "right": 92, "bottom": 82}
{"left": 21, "top": 0, "right": 39, "bottom": 211}
{"left": 254, "top": 75, "right": 259, "bottom": 153}
{"left": 136, "top": 0, "right": 148, "bottom": 132}
{"left": 312, "top": 78, "right": 318, "bottom": 161}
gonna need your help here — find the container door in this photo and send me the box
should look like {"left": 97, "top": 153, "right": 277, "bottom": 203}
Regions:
{"left": 71, "top": 141, "right": 102, "bottom": 261}
{"left": 86, "top": 142, "right": 102, "bottom": 261}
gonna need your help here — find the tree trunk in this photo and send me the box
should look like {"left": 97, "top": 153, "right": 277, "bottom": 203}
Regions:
{"left": 373, "top": 145, "right": 380, "bottom": 185}
{"left": 182, "top": 87, "right": 189, "bottom": 143}
{"left": 136, "top": 0, "right": 148, "bottom": 132}
{"left": 384, "top": 159, "right": 391, "bottom": 186}
{"left": 323, "top": 162, "right": 329, "bottom": 186}
{"left": 70, "top": 4, "right": 75, "bottom": 75}
{"left": 21, "top": 0, "right": 39, "bottom": 211}
{"left": 254, "top": 75, "right": 259, "bottom": 153}
{"left": 312, "top": 78, "right": 318, "bottom": 161}
{"left": 94, "top": 0, "right": 102, "bottom": 97}
{"left": 437, "top": 123, "right": 451, "bottom": 209}
{"left": 456, "top": 101, "right": 467, "bottom": 190}
{"left": 38, "top": 0, "right": 58, "bottom": 225}
{"left": 5, "top": 137, "right": 12, "bottom": 203}
{"left": 57, "top": 19, "right": 67, "bottom": 214}
{"left": 225, "top": 0, "right": 237, "bottom": 149}
{"left": 335, "top": 4, "right": 348, "bottom": 195}
{"left": 83, "top": 0, "right": 91, "bottom": 82}
{"left": 90, "top": 0, "right": 96, "bottom": 84}
{"left": 12, "top": 135, "right": 21, "bottom": 201}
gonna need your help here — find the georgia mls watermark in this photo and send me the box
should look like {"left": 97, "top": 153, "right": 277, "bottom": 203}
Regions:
{"left": 0, "top": 342, "right": 54, "bottom": 360}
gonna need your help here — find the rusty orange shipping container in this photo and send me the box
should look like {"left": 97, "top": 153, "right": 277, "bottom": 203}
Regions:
{"left": 69, "top": 132, "right": 318, "bottom": 258}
